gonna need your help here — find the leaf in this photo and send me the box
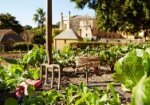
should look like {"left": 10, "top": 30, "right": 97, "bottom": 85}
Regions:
{"left": 5, "top": 97, "right": 17, "bottom": 105}
{"left": 113, "top": 49, "right": 150, "bottom": 90}
{"left": 132, "top": 75, "right": 150, "bottom": 105}
{"left": 75, "top": 92, "right": 91, "bottom": 105}
{"left": 27, "top": 84, "right": 35, "bottom": 97}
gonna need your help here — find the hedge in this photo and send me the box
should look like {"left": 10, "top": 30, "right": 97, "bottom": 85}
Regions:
{"left": 13, "top": 42, "right": 33, "bottom": 51}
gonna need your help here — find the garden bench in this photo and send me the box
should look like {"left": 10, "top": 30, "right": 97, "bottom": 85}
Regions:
{"left": 40, "top": 64, "right": 63, "bottom": 89}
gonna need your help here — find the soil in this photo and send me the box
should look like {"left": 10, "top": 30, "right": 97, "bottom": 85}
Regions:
{"left": 41, "top": 65, "right": 131, "bottom": 104}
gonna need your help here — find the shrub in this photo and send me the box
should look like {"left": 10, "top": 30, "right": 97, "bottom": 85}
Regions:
{"left": 13, "top": 42, "right": 33, "bottom": 51}
{"left": 70, "top": 42, "right": 114, "bottom": 49}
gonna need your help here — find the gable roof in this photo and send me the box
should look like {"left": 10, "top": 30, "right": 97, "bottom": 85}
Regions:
{"left": 54, "top": 29, "right": 81, "bottom": 40}
{"left": 0, "top": 29, "right": 24, "bottom": 43}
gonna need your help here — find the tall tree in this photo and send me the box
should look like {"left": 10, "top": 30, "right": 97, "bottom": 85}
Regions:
{"left": 33, "top": 8, "right": 46, "bottom": 27}
{"left": 33, "top": 8, "right": 46, "bottom": 35}
{"left": 33, "top": 8, "right": 46, "bottom": 43}
{"left": 0, "top": 13, "right": 23, "bottom": 33}
{"left": 70, "top": 0, "right": 150, "bottom": 35}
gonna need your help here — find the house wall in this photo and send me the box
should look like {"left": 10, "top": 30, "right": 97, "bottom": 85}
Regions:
{"left": 60, "top": 15, "right": 94, "bottom": 39}
{"left": 79, "top": 19, "right": 93, "bottom": 39}
{"left": 54, "top": 39, "right": 78, "bottom": 50}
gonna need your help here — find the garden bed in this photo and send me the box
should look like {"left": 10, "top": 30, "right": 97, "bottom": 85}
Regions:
{"left": 41, "top": 65, "right": 131, "bottom": 104}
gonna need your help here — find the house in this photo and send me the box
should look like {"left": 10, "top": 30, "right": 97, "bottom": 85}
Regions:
{"left": 0, "top": 29, "right": 24, "bottom": 52}
{"left": 59, "top": 12, "right": 94, "bottom": 39}
{"left": 59, "top": 12, "right": 125, "bottom": 40}
{"left": 54, "top": 29, "right": 82, "bottom": 50}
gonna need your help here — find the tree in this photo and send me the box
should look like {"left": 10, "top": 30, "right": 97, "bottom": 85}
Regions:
{"left": 23, "top": 25, "right": 32, "bottom": 30}
{"left": 33, "top": 8, "right": 46, "bottom": 45}
{"left": 0, "top": 13, "right": 23, "bottom": 33}
{"left": 33, "top": 8, "right": 46, "bottom": 34}
{"left": 70, "top": 0, "right": 150, "bottom": 35}
{"left": 31, "top": 27, "right": 45, "bottom": 45}
{"left": 32, "top": 34, "right": 45, "bottom": 45}
{"left": 52, "top": 29, "right": 62, "bottom": 37}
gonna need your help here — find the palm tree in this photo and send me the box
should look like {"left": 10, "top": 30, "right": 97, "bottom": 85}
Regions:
{"left": 33, "top": 8, "right": 46, "bottom": 35}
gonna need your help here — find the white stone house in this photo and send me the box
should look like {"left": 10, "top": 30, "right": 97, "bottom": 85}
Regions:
{"left": 59, "top": 12, "right": 94, "bottom": 40}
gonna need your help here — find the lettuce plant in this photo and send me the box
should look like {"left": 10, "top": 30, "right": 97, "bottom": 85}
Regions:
{"left": 113, "top": 48, "right": 150, "bottom": 90}
{"left": 132, "top": 75, "right": 150, "bottom": 105}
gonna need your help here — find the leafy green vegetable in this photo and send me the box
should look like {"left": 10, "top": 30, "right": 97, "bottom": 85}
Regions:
{"left": 20, "top": 45, "right": 46, "bottom": 67}
{"left": 113, "top": 48, "right": 150, "bottom": 90}
{"left": 132, "top": 75, "right": 150, "bottom": 105}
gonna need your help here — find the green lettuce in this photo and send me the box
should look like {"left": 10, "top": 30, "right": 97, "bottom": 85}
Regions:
{"left": 113, "top": 49, "right": 150, "bottom": 90}
{"left": 132, "top": 75, "right": 150, "bottom": 105}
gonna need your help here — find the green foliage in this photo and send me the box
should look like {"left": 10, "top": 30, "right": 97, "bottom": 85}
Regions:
{"left": 99, "top": 46, "right": 123, "bottom": 71}
{"left": 2, "top": 43, "right": 150, "bottom": 105}
{"left": 2, "top": 57, "right": 18, "bottom": 64}
{"left": 33, "top": 8, "right": 46, "bottom": 45}
{"left": 63, "top": 83, "right": 119, "bottom": 105}
{"left": 113, "top": 48, "right": 150, "bottom": 90}
{"left": 23, "top": 25, "right": 32, "bottom": 30}
{"left": 70, "top": 0, "right": 150, "bottom": 34}
{"left": 31, "top": 34, "right": 45, "bottom": 45}
{"left": 0, "top": 66, "right": 6, "bottom": 90}
{"left": 13, "top": 42, "right": 33, "bottom": 51}
{"left": 0, "top": 64, "right": 41, "bottom": 91}
{"left": 20, "top": 45, "right": 46, "bottom": 67}
{"left": 0, "top": 45, "right": 45, "bottom": 91}
{"left": 4, "top": 97, "right": 17, "bottom": 105}
{"left": 11, "top": 83, "right": 120, "bottom": 105}
{"left": 132, "top": 75, "right": 150, "bottom": 105}
{"left": 0, "top": 13, "right": 23, "bottom": 33}
{"left": 0, "top": 64, "right": 24, "bottom": 91}
{"left": 33, "top": 8, "right": 46, "bottom": 28}
{"left": 24, "top": 67, "right": 40, "bottom": 80}
{"left": 70, "top": 42, "right": 109, "bottom": 49}
{"left": 53, "top": 46, "right": 76, "bottom": 67}
{"left": 52, "top": 28, "right": 62, "bottom": 37}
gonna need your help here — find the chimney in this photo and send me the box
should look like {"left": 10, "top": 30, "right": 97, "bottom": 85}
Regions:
{"left": 68, "top": 11, "right": 71, "bottom": 29}
{"left": 61, "top": 12, "right": 63, "bottom": 30}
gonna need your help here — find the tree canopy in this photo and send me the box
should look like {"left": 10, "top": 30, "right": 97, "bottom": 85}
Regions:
{"left": 23, "top": 25, "right": 32, "bottom": 30}
{"left": 33, "top": 8, "right": 46, "bottom": 28}
{"left": 70, "top": 0, "right": 150, "bottom": 34}
{"left": 0, "top": 13, "right": 23, "bottom": 33}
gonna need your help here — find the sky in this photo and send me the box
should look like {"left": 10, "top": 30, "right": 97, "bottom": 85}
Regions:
{"left": 0, "top": 0, "right": 95, "bottom": 27}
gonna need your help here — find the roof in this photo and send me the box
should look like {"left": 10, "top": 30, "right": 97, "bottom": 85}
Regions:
{"left": 0, "top": 29, "right": 24, "bottom": 43}
{"left": 71, "top": 15, "right": 94, "bottom": 20}
{"left": 54, "top": 29, "right": 81, "bottom": 40}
